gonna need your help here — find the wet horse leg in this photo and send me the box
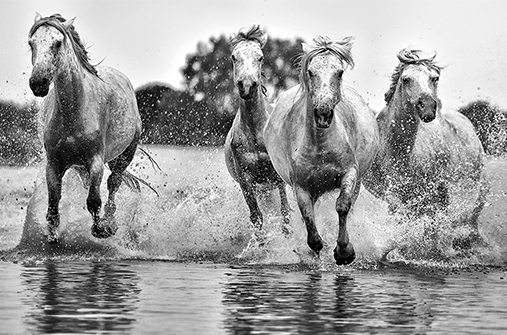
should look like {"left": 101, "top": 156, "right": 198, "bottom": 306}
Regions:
{"left": 295, "top": 186, "right": 323, "bottom": 255}
{"left": 87, "top": 155, "right": 109, "bottom": 238}
{"left": 103, "top": 135, "right": 139, "bottom": 222}
{"left": 277, "top": 181, "right": 291, "bottom": 236}
{"left": 334, "top": 167, "right": 358, "bottom": 265}
{"left": 46, "top": 161, "right": 66, "bottom": 243}
{"left": 238, "top": 174, "right": 264, "bottom": 239}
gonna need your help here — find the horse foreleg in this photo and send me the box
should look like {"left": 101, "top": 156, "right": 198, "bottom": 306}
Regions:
{"left": 277, "top": 181, "right": 291, "bottom": 236}
{"left": 295, "top": 186, "right": 323, "bottom": 255}
{"left": 238, "top": 176, "right": 264, "bottom": 241}
{"left": 46, "top": 162, "right": 65, "bottom": 243}
{"left": 334, "top": 167, "right": 359, "bottom": 265}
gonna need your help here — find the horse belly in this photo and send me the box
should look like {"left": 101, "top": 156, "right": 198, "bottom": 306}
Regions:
{"left": 98, "top": 67, "right": 141, "bottom": 162}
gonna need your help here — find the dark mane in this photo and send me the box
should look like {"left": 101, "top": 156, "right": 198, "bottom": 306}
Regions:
{"left": 29, "top": 13, "right": 98, "bottom": 77}
{"left": 299, "top": 36, "right": 355, "bottom": 92}
{"left": 230, "top": 25, "right": 265, "bottom": 48}
{"left": 384, "top": 47, "right": 442, "bottom": 104}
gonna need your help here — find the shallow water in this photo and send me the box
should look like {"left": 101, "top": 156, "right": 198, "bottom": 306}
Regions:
{"left": 1, "top": 146, "right": 507, "bottom": 333}
{"left": 1, "top": 260, "right": 506, "bottom": 334}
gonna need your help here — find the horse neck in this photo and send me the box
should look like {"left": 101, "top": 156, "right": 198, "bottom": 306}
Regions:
{"left": 385, "top": 93, "right": 420, "bottom": 159}
{"left": 238, "top": 87, "right": 268, "bottom": 136}
{"left": 53, "top": 53, "right": 89, "bottom": 115}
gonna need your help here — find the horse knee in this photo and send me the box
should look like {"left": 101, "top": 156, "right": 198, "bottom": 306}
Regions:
{"left": 335, "top": 198, "right": 352, "bottom": 216}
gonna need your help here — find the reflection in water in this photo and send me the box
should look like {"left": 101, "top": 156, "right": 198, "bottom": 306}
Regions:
{"left": 21, "top": 261, "right": 140, "bottom": 333}
{"left": 221, "top": 267, "right": 447, "bottom": 334}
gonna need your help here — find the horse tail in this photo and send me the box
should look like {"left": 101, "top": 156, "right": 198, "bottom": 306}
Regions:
{"left": 121, "top": 170, "right": 159, "bottom": 197}
{"left": 138, "top": 146, "right": 162, "bottom": 172}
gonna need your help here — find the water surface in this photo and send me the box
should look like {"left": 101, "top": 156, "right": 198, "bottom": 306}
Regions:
{"left": 1, "top": 146, "right": 506, "bottom": 334}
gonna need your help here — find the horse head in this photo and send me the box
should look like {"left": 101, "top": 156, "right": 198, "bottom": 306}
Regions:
{"left": 230, "top": 25, "right": 267, "bottom": 100}
{"left": 300, "top": 36, "right": 354, "bottom": 128}
{"left": 387, "top": 47, "right": 442, "bottom": 123}
{"left": 28, "top": 13, "right": 97, "bottom": 97}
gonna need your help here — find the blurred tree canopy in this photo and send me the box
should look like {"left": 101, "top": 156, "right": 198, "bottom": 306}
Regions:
{"left": 136, "top": 33, "right": 304, "bottom": 146}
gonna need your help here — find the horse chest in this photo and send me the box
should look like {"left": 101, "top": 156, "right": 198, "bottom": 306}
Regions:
{"left": 292, "top": 151, "right": 347, "bottom": 194}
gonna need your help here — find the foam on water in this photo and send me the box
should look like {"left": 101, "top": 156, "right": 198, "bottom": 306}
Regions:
{"left": 3, "top": 147, "right": 507, "bottom": 270}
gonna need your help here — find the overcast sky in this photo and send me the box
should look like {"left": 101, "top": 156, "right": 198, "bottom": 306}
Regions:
{"left": 2, "top": 0, "right": 506, "bottom": 111}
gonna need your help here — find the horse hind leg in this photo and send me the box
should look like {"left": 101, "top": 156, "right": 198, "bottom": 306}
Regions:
{"left": 334, "top": 169, "right": 359, "bottom": 266}
{"left": 86, "top": 155, "right": 112, "bottom": 239}
{"left": 98, "top": 135, "right": 140, "bottom": 237}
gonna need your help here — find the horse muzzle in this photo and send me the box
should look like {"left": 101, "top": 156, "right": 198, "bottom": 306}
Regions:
{"left": 29, "top": 76, "right": 50, "bottom": 97}
{"left": 417, "top": 95, "right": 437, "bottom": 123}
{"left": 237, "top": 80, "right": 258, "bottom": 100}
{"left": 314, "top": 108, "right": 334, "bottom": 128}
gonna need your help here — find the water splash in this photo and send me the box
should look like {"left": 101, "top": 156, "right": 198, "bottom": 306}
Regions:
{"left": 2, "top": 147, "right": 506, "bottom": 270}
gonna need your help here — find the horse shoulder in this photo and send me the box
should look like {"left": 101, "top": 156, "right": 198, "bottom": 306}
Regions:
{"left": 264, "top": 85, "right": 303, "bottom": 185}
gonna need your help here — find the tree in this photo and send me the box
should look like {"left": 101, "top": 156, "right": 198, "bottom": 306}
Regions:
{"left": 136, "top": 32, "right": 305, "bottom": 145}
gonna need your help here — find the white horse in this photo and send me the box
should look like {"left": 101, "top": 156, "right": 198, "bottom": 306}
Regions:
{"left": 224, "top": 25, "right": 291, "bottom": 241}
{"left": 264, "top": 36, "right": 379, "bottom": 265}
{"left": 28, "top": 13, "right": 142, "bottom": 242}
{"left": 362, "top": 47, "right": 488, "bottom": 249}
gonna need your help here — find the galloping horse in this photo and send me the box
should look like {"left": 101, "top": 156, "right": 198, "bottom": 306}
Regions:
{"left": 28, "top": 13, "right": 142, "bottom": 242}
{"left": 363, "top": 47, "right": 487, "bottom": 243}
{"left": 224, "top": 25, "right": 291, "bottom": 240}
{"left": 264, "top": 36, "right": 379, "bottom": 265}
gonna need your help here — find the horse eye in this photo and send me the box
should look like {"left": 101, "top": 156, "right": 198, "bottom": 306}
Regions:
{"left": 54, "top": 40, "right": 62, "bottom": 50}
{"left": 431, "top": 77, "right": 439, "bottom": 85}
{"left": 307, "top": 70, "right": 314, "bottom": 77}
{"left": 231, "top": 54, "right": 237, "bottom": 62}
{"left": 402, "top": 77, "right": 411, "bottom": 85}
{"left": 259, "top": 56, "right": 264, "bottom": 62}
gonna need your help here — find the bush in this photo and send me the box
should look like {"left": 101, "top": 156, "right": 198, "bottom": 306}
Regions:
{"left": 0, "top": 100, "right": 42, "bottom": 165}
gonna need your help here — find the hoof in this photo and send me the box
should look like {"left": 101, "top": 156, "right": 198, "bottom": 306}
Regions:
{"left": 253, "top": 230, "right": 267, "bottom": 247}
{"left": 334, "top": 243, "right": 356, "bottom": 265}
{"left": 92, "top": 218, "right": 118, "bottom": 239}
{"left": 453, "top": 232, "right": 486, "bottom": 251}
{"left": 308, "top": 236, "right": 324, "bottom": 254}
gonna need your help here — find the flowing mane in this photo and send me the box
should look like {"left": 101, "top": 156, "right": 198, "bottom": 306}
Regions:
{"left": 29, "top": 13, "right": 98, "bottom": 77}
{"left": 299, "top": 36, "right": 355, "bottom": 93}
{"left": 230, "top": 25, "right": 265, "bottom": 48}
{"left": 384, "top": 47, "right": 442, "bottom": 104}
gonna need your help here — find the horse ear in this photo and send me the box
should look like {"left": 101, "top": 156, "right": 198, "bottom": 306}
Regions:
{"left": 428, "top": 50, "right": 437, "bottom": 61}
{"left": 34, "top": 12, "right": 42, "bottom": 23}
{"left": 259, "top": 31, "right": 268, "bottom": 48}
{"left": 302, "top": 42, "right": 311, "bottom": 54}
{"left": 63, "top": 17, "right": 76, "bottom": 29}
